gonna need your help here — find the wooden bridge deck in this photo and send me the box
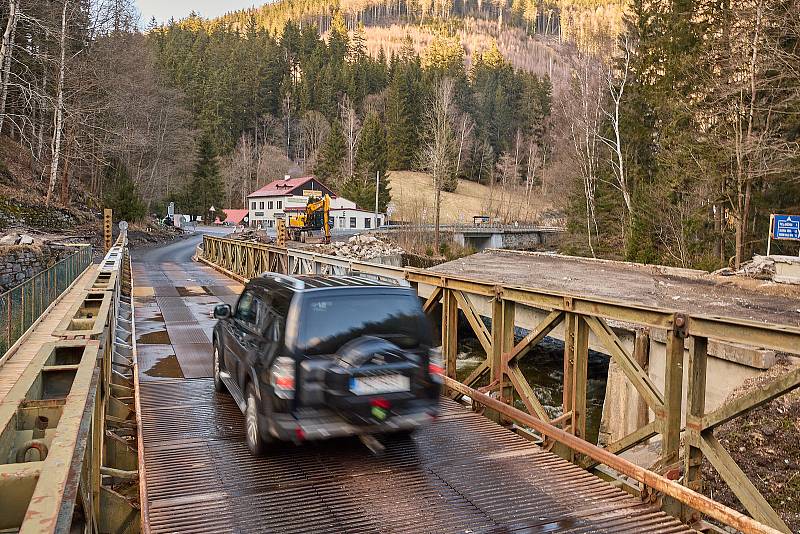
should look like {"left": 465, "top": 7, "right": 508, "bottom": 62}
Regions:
{"left": 133, "top": 255, "right": 692, "bottom": 534}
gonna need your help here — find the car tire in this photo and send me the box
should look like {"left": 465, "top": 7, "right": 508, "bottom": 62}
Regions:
{"left": 245, "top": 383, "right": 266, "bottom": 456}
{"left": 213, "top": 345, "right": 226, "bottom": 393}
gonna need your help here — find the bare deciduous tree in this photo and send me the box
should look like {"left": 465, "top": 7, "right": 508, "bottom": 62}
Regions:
{"left": 420, "top": 77, "right": 456, "bottom": 247}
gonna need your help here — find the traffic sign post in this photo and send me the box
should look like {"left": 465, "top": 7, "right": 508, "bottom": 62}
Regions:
{"left": 767, "top": 214, "right": 800, "bottom": 256}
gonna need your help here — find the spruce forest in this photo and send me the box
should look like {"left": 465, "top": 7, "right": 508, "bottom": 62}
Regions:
{"left": 0, "top": 0, "right": 798, "bottom": 270}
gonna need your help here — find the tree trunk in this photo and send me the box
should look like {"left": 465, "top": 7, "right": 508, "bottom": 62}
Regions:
{"left": 47, "top": 0, "right": 68, "bottom": 206}
{"left": 0, "top": 0, "right": 20, "bottom": 135}
{"left": 434, "top": 177, "right": 441, "bottom": 250}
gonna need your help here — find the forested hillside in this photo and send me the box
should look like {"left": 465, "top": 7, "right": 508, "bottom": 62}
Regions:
{"left": 0, "top": 0, "right": 797, "bottom": 270}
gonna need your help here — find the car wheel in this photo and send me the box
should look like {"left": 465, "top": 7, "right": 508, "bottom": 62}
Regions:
{"left": 213, "top": 345, "right": 226, "bottom": 393}
{"left": 245, "top": 383, "right": 265, "bottom": 455}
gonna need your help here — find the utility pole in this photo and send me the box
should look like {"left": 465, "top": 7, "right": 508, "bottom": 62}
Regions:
{"left": 374, "top": 171, "right": 380, "bottom": 229}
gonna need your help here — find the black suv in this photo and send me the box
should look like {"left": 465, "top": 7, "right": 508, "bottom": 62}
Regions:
{"left": 212, "top": 273, "right": 442, "bottom": 455}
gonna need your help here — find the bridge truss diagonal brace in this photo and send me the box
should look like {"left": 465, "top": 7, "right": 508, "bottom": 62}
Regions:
{"left": 503, "top": 310, "right": 564, "bottom": 366}
{"left": 694, "top": 431, "right": 792, "bottom": 533}
{"left": 452, "top": 290, "right": 492, "bottom": 356}
{"left": 584, "top": 316, "right": 665, "bottom": 412}
{"left": 700, "top": 366, "right": 800, "bottom": 432}
{"left": 581, "top": 421, "right": 659, "bottom": 470}
{"left": 422, "top": 286, "right": 443, "bottom": 315}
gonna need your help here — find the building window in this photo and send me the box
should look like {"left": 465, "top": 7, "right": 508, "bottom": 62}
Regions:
{"left": 349, "top": 217, "right": 357, "bottom": 228}
{"left": 339, "top": 217, "right": 345, "bottom": 228}
{"left": 268, "top": 201, "right": 274, "bottom": 209}
{"left": 364, "top": 218, "right": 371, "bottom": 229}
{"left": 254, "top": 212, "right": 264, "bottom": 217}
{"left": 259, "top": 201, "right": 264, "bottom": 209}
{"left": 377, "top": 218, "right": 382, "bottom": 227}
{"left": 251, "top": 201, "right": 256, "bottom": 210}
{"left": 268, "top": 220, "right": 274, "bottom": 228}
{"left": 277, "top": 200, "right": 282, "bottom": 209}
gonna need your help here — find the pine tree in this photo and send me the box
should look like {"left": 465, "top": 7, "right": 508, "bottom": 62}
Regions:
{"left": 354, "top": 111, "right": 391, "bottom": 211}
{"left": 386, "top": 56, "right": 423, "bottom": 170}
{"left": 105, "top": 160, "right": 146, "bottom": 222}
{"left": 186, "top": 135, "right": 225, "bottom": 220}
{"left": 315, "top": 121, "right": 346, "bottom": 185}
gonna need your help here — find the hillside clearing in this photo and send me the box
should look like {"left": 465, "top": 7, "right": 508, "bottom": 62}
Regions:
{"left": 386, "top": 171, "right": 553, "bottom": 224}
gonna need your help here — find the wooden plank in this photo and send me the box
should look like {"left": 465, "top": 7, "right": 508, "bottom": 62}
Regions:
{"left": 701, "top": 366, "right": 800, "bottom": 431}
{"left": 584, "top": 316, "right": 665, "bottom": 411}
{"left": 503, "top": 310, "right": 563, "bottom": 365}
{"left": 700, "top": 432, "right": 791, "bottom": 533}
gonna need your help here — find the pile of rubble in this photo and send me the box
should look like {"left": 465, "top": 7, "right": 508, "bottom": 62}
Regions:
{"left": 714, "top": 255, "right": 776, "bottom": 280}
{"left": 312, "top": 234, "right": 404, "bottom": 260}
{"left": 229, "top": 228, "right": 273, "bottom": 244}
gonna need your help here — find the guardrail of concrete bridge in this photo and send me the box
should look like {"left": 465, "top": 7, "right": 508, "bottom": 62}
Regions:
{"left": 0, "top": 245, "right": 93, "bottom": 360}
{"left": 0, "top": 233, "right": 140, "bottom": 533}
{"left": 199, "top": 234, "right": 799, "bottom": 533}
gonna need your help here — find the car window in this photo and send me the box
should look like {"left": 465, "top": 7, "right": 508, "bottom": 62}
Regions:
{"left": 297, "top": 292, "right": 430, "bottom": 355}
{"left": 235, "top": 290, "right": 257, "bottom": 324}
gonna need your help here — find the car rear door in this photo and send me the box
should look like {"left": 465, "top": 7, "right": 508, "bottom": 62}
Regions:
{"left": 226, "top": 289, "right": 259, "bottom": 388}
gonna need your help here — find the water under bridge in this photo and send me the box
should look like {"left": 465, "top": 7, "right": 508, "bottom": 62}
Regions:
{"left": 0, "top": 228, "right": 798, "bottom": 534}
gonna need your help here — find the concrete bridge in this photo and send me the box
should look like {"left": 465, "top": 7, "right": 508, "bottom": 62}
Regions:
{"left": 381, "top": 224, "right": 564, "bottom": 252}
{"left": 0, "top": 228, "right": 798, "bottom": 533}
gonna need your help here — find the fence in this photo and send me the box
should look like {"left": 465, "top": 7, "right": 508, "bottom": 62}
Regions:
{"left": 199, "top": 235, "right": 800, "bottom": 534}
{"left": 0, "top": 246, "right": 93, "bottom": 358}
{"left": 0, "top": 236, "right": 139, "bottom": 533}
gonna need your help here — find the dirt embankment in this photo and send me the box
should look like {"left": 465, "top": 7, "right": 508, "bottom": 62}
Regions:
{"left": 701, "top": 357, "right": 800, "bottom": 532}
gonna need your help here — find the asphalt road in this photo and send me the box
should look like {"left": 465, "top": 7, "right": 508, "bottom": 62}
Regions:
{"left": 131, "top": 226, "right": 232, "bottom": 264}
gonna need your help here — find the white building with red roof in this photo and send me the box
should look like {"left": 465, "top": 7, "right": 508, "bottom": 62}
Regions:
{"left": 247, "top": 175, "right": 337, "bottom": 229}
{"left": 247, "top": 174, "right": 386, "bottom": 230}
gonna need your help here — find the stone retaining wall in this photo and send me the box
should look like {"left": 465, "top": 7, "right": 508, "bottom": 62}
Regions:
{"left": 0, "top": 244, "right": 74, "bottom": 292}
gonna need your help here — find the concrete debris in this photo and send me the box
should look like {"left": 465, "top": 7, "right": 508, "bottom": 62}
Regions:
{"left": 312, "top": 234, "right": 404, "bottom": 261}
{"left": 0, "top": 233, "right": 37, "bottom": 246}
{"left": 229, "top": 229, "right": 273, "bottom": 244}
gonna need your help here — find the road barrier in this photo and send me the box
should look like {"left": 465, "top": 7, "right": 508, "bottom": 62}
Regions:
{"left": 0, "top": 235, "right": 139, "bottom": 533}
{"left": 200, "top": 235, "right": 800, "bottom": 534}
{"left": 0, "top": 246, "right": 93, "bottom": 359}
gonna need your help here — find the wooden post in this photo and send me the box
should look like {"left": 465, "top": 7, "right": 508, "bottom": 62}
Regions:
{"left": 442, "top": 289, "right": 458, "bottom": 394}
{"left": 103, "top": 209, "right": 112, "bottom": 252}
{"left": 662, "top": 321, "right": 686, "bottom": 467}
{"left": 683, "top": 336, "right": 707, "bottom": 523}
{"left": 572, "top": 316, "right": 589, "bottom": 445}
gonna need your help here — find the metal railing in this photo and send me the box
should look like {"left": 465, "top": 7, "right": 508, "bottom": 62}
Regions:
{"left": 199, "top": 235, "right": 800, "bottom": 534}
{"left": 0, "top": 246, "right": 93, "bottom": 357}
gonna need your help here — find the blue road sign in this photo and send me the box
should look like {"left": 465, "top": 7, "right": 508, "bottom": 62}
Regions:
{"left": 773, "top": 214, "right": 800, "bottom": 240}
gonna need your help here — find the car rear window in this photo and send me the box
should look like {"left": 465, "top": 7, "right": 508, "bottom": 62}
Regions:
{"left": 297, "top": 292, "right": 430, "bottom": 355}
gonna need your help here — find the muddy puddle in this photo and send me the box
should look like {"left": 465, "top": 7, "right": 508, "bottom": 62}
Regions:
{"left": 143, "top": 354, "right": 184, "bottom": 378}
{"left": 176, "top": 286, "right": 210, "bottom": 297}
{"left": 138, "top": 330, "right": 172, "bottom": 345}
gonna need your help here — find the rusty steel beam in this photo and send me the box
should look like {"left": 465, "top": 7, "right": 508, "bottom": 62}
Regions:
{"left": 443, "top": 376, "right": 785, "bottom": 534}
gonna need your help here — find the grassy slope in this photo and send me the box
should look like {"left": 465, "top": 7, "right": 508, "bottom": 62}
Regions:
{"left": 387, "top": 171, "right": 551, "bottom": 224}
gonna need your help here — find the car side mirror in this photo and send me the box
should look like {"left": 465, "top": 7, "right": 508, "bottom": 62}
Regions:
{"left": 213, "top": 304, "right": 231, "bottom": 319}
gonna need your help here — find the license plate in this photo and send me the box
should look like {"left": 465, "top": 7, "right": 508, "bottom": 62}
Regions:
{"left": 349, "top": 374, "right": 410, "bottom": 395}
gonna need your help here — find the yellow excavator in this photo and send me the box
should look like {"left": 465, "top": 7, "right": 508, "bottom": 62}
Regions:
{"left": 286, "top": 194, "right": 331, "bottom": 244}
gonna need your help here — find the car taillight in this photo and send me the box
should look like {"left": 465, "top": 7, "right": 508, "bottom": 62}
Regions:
{"left": 271, "top": 357, "right": 295, "bottom": 399}
{"left": 428, "top": 350, "right": 444, "bottom": 384}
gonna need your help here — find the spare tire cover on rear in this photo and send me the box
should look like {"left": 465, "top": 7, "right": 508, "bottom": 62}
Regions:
{"left": 334, "top": 335, "right": 414, "bottom": 368}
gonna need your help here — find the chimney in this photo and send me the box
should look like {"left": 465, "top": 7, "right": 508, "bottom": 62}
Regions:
{"left": 284, "top": 174, "right": 291, "bottom": 181}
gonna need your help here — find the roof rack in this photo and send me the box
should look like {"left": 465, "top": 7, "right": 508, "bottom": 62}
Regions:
{"left": 260, "top": 272, "right": 305, "bottom": 290}
{"left": 346, "top": 271, "right": 410, "bottom": 287}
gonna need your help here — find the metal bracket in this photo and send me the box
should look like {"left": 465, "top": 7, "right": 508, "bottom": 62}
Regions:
{"left": 673, "top": 313, "right": 688, "bottom": 339}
